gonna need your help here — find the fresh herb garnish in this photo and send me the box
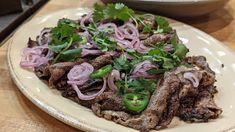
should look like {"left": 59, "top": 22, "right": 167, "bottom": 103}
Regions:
{"left": 171, "top": 34, "right": 189, "bottom": 60}
{"left": 113, "top": 54, "right": 133, "bottom": 73}
{"left": 155, "top": 16, "right": 172, "bottom": 33}
{"left": 87, "top": 22, "right": 117, "bottom": 51}
{"left": 93, "top": 3, "right": 134, "bottom": 22}
{"left": 129, "top": 77, "right": 157, "bottom": 93}
{"left": 49, "top": 18, "right": 83, "bottom": 63}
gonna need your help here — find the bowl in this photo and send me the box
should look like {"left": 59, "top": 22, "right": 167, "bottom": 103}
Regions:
{"left": 102, "top": 0, "right": 230, "bottom": 17}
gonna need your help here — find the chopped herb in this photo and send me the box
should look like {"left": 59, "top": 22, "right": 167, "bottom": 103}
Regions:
{"left": 114, "top": 54, "right": 133, "bottom": 73}
{"left": 87, "top": 22, "right": 117, "bottom": 51}
{"left": 93, "top": 3, "right": 134, "bottom": 22}
{"left": 143, "top": 24, "right": 152, "bottom": 33}
{"left": 171, "top": 34, "right": 189, "bottom": 60}
{"left": 129, "top": 77, "right": 157, "bottom": 93}
{"left": 155, "top": 16, "right": 172, "bottom": 33}
{"left": 49, "top": 18, "right": 83, "bottom": 63}
{"left": 147, "top": 68, "right": 168, "bottom": 74}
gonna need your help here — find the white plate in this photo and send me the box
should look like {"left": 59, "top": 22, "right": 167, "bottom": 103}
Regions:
{"left": 8, "top": 8, "right": 235, "bottom": 132}
{"left": 102, "top": 0, "right": 229, "bottom": 17}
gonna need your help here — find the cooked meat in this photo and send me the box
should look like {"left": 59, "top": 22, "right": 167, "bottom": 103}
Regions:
{"left": 91, "top": 58, "right": 221, "bottom": 131}
{"left": 92, "top": 92, "right": 127, "bottom": 116}
{"left": 141, "top": 33, "right": 169, "bottom": 47}
{"left": 35, "top": 64, "right": 50, "bottom": 78}
{"left": 90, "top": 52, "right": 117, "bottom": 69}
{"left": 36, "top": 27, "right": 52, "bottom": 45}
{"left": 79, "top": 79, "right": 103, "bottom": 90}
{"left": 139, "top": 32, "right": 151, "bottom": 40}
{"left": 92, "top": 72, "right": 181, "bottom": 132}
{"left": 185, "top": 56, "right": 215, "bottom": 74}
{"left": 27, "top": 37, "right": 38, "bottom": 48}
{"left": 48, "top": 60, "right": 84, "bottom": 87}
{"left": 177, "top": 87, "right": 222, "bottom": 122}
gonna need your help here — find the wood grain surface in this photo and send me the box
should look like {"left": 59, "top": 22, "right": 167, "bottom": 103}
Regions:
{"left": 0, "top": 0, "right": 234, "bottom": 131}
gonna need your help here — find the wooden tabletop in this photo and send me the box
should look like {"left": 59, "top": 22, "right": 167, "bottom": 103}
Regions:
{"left": 0, "top": 0, "right": 234, "bottom": 131}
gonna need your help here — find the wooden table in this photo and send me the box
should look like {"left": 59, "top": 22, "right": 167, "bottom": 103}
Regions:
{"left": 0, "top": 0, "right": 234, "bottom": 131}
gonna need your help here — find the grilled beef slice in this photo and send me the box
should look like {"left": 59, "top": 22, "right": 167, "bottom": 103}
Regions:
{"left": 48, "top": 60, "right": 84, "bottom": 87}
{"left": 90, "top": 51, "right": 118, "bottom": 69}
{"left": 90, "top": 56, "right": 221, "bottom": 131}
{"left": 27, "top": 37, "right": 39, "bottom": 48}
{"left": 92, "top": 72, "right": 181, "bottom": 132}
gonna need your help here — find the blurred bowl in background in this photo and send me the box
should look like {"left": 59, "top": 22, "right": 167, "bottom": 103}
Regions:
{"left": 102, "top": 0, "right": 229, "bottom": 17}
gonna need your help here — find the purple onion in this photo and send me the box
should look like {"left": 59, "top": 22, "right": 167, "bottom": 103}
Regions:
{"left": 67, "top": 63, "right": 94, "bottom": 86}
{"left": 71, "top": 77, "right": 107, "bottom": 100}
{"left": 131, "top": 60, "right": 157, "bottom": 78}
{"left": 107, "top": 69, "right": 121, "bottom": 92}
{"left": 183, "top": 72, "right": 199, "bottom": 87}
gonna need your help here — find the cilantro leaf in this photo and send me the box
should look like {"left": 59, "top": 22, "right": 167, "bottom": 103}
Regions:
{"left": 58, "top": 48, "right": 82, "bottom": 62}
{"left": 129, "top": 77, "right": 157, "bottom": 93}
{"left": 93, "top": 3, "right": 134, "bottom": 22}
{"left": 114, "top": 55, "right": 133, "bottom": 73}
{"left": 171, "top": 34, "right": 189, "bottom": 60}
{"left": 94, "top": 34, "right": 117, "bottom": 51}
{"left": 48, "top": 42, "right": 68, "bottom": 53}
{"left": 143, "top": 24, "right": 152, "bottom": 33}
{"left": 155, "top": 16, "right": 172, "bottom": 33}
{"left": 49, "top": 18, "right": 83, "bottom": 63}
{"left": 87, "top": 22, "right": 117, "bottom": 51}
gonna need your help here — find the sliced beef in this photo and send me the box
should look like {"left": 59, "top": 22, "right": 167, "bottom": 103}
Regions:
{"left": 27, "top": 37, "right": 38, "bottom": 48}
{"left": 90, "top": 57, "right": 222, "bottom": 131}
{"left": 36, "top": 27, "right": 52, "bottom": 45}
{"left": 176, "top": 57, "right": 222, "bottom": 122}
{"left": 92, "top": 92, "right": 127, "bottom": 116}
{"left": 92, "top": 72, "right": 181, "bottom": 132}
{"left": 90, "top": 52, "right": 117, "bottom": 69}
{"left": 185, "top": 56, "right": 215, "bottom": 74}
{"left": 141, "top": 33, "right": 169, "bottom": 47}
{"left": 177, "top": 86, "right": 222, "bottom": 122}
{"left": 35, "top": 64, "right": 50, "bottom": 79}
{"left": 48, "top": 60, "right": 84, "bottom": 87}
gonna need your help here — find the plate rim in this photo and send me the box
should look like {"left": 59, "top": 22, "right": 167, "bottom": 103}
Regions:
{"left": 7, "top": 7, "right": 235, "bottom": 132}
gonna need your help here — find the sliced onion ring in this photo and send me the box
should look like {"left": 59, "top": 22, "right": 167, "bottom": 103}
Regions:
{"left": 183, "top": 72, "right": 199, "bottom": 87}
{"left": 107, "top": 69, "right": 121, "bottom": 92}
{"left": 71, "top": 77, "right": 107, "bottom": 100}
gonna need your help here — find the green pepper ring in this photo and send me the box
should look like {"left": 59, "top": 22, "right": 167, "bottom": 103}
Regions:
{"left": 123, "top": 93, "right": 149, "bottom": 113}
{"left": 90, "top": 64, "right": 113, "bottom": 79}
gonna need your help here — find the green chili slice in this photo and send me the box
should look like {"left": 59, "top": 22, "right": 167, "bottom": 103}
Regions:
{"left": 123, "top": 93, "right": 149, "bottom": 113}
{"left": 90, "top": 64, "right": 113, "bottom": 79}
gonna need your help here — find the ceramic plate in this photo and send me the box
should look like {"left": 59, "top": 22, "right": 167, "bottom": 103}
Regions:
{"left": 102, "top": 0, "right": 229, "bottom": 17}
{"left": 8, "top": 8, "right": 235, "bottom": 132}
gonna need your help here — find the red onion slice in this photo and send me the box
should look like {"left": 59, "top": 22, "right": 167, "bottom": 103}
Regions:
{"left": 107, "top": 69, "right": 121, "bottom": 92}
{"left": 71, "top": 77, "right": 107, "bottom": 100}
{"left": 67, "top": 63, "right": 94, "bottom": 86}
{"left": 132, "top": 60, "right": 157, "bottom": 78}
{"left": 183, "top": 72, "right": 199, "bottom": 87}
{"left": 20, "top": 45, "right": 53, "bottom": 70}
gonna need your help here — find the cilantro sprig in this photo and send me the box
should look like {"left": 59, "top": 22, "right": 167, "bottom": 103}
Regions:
{"left": 116, "top": 76, "right": 157, "bottom": 95}
{"left": 49, "top": 18, "right": 85, "bottom": 63}
{"left": 87, "top": 22, "right": 117, "bottom": 51}
{"left": 93, "top": 3, "right": 134, "bottom": 22}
